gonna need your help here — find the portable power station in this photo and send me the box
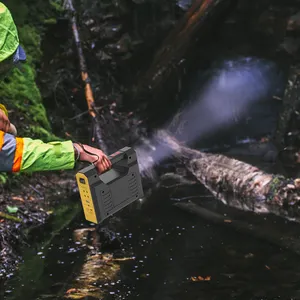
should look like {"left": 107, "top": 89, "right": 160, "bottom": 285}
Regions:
{"left": 75, "top": 147, "right": 144, "bottom": 224}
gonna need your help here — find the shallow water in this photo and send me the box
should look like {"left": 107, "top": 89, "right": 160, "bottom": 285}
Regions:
{"left": 3, "top": 178, "right": 300, "bottom": 300}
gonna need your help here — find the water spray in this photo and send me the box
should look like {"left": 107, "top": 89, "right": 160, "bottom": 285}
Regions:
{"left": 137, "top": 57, "right": 284, "bottom": 176}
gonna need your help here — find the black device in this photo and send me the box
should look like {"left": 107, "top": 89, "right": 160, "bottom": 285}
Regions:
{"left": 76, "top": 147, "right": 144, "bottom": 224}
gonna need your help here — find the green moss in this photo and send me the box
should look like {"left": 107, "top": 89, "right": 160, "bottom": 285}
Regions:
{"left": 0, "top": 64, "right": 51, "bottom": 133}
{"left": 25, "top": 125, "right": 63, "bottom": 142}
{"left": 18, "top": 25, "right": 42, "bottom": 65}
{"left": 49, "top": 0, "right": 64, "bottom": 12}
{"left": 43, "top": 18, "right": 57, "bottom": 25}
{"left": 0, "top": 1, "right": 64, "bottom": 142}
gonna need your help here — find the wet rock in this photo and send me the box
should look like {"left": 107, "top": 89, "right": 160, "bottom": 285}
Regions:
{"left": 97, "top": 226, "right": 122, "bottom": 250}
{"left": 104, "top": 33, "right": 132, "bottom": 54}
{"left": 287, "top": 11, "right": 300, "bottom": 31}
{"left": 73, "top": 228, "right": 96, "bottom": 245}
{"left": 84, "top": 19, "right": 95, "bottom": 26}
{"left": 96, "top": 50, "right": 112, "bottom": 61}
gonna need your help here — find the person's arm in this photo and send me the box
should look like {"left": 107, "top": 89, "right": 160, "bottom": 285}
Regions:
{"left": 0, "top": 132, "right": 75, "bottom": 172}
{"left": 0, "top": 104, "right": 111, "bottom": 173}
{"left": 73, "top": 143, "right": 111, "bottom": 174}
{"left": 0, "top": 131, "right": 111, "bottom": 173}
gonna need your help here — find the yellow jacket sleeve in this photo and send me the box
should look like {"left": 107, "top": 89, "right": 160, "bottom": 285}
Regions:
{"left": 0, "top": 131, "right": 76, "bottom": 172}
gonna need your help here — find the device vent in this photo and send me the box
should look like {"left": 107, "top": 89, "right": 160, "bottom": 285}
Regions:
{"left": 128, "top": 173, "right": 138, "bottom": 196}
{"left": 102, "top": 191, "right": 113, "bottom": 211}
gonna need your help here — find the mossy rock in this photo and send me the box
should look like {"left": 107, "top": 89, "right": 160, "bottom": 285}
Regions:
{"left": 0, "top": 64, "right": 51, "bottom": 134}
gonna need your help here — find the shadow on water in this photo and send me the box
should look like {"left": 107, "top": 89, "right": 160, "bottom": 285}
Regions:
{"left": 2, "top": 201, "right": 88, "bottom": 300}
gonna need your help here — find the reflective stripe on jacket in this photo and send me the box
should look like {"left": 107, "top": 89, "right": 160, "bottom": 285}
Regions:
{"left": 0, "top": 131, "right": 75, "bottom": 172}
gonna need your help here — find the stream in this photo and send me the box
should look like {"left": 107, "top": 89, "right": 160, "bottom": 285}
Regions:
{"left": 3, "top": 177, "right": 300, "bottom": 300}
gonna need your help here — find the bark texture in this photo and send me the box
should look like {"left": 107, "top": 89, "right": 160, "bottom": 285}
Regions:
{"left": 155, "top": 130, "right": 300, "bottom": 221}
{"left": 64, "top": 0, "right": 108, "bottom": 153}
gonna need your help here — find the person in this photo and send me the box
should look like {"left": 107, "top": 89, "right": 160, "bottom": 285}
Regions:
{"left": 0, "top": 2, "right": 111, "bottom": 174}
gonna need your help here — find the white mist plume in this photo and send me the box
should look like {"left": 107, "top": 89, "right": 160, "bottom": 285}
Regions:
{"left": 137, "top": 57, "right": 283, "bottom": 177}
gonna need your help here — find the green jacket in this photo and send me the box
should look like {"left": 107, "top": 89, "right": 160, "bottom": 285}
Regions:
{"left": 0, "top": 2, "right": 19, "bottom": 62}
{"left": 0, "top": 103, "right": 75, "bottom": 172}
{"left": 0, "top": 129, "right": 75, "bottom": 172}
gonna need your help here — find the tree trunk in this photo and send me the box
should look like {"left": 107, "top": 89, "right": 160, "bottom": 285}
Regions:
{"left": 132, "top": 0, "right": 237, "bottom": 101}
{"left": 154, "top": 130, "right": 300, "bottom": 221}
{"left": 64, "top": 0, "right": 108, "bottom": 153}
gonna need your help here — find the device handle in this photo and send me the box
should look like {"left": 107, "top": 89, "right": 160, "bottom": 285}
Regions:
{"left": 108, "top": 150, "right": 125, "bottom": 165}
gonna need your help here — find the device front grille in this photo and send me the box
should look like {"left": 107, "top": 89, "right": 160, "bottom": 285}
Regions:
{"left": 128, "top": 173, "right": 138, "bottom": 196}
{"left": 103, "top": 191, "right": 113, "bottom": 210}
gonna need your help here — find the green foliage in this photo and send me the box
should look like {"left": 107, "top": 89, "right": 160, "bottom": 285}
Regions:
{"left": 43, "top": 18, "right": 57, "bottom": 25}
{"left": 18, "top": 25, "right": 42, "bottom": 65}
{"left": 25, "top": 125, "right": 62, "bottom": 142}
{"left": 0, "top": 173, "right": 8, "bottom": 184}
{"left": 49, "top": 0, "right": 64, "bottom": 12}
{"left": 2, "top": 0, "right": 64, "bottom": 27}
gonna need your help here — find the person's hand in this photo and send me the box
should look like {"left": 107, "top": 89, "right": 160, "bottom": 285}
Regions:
{"left": 73, "top": 143, "right": 112, "bottom": 174}
{"left": 0, "top": 109, "right": 10, "bottom": 133}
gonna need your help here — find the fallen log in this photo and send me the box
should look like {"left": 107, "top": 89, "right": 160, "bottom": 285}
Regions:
{"left": 64, "top": 0, "right": 108, "bottom": 153}
{"left": 155, "top": 130, "right": 300, "bottom": 221}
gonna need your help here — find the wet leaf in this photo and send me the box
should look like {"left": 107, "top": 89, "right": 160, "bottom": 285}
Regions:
{"left": 0, "top": 212, "right": 22, "bottom": 222}
{"left": 112, "top": 257, "right": 135, "bottom": 262}
{"left": 191, "top": 276, "right": 211, "bottom": 281}
{"left": 224, "top": 219, "right": 232, "bottom": 223}
{"left": 11, "top": 196, "right": 25, "bottom": 202}
{"left": 66, "top": 288, "right": 78, "bottom": 294}
{"left": 6, "top": 206, "right": 18, "bottom": 214}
